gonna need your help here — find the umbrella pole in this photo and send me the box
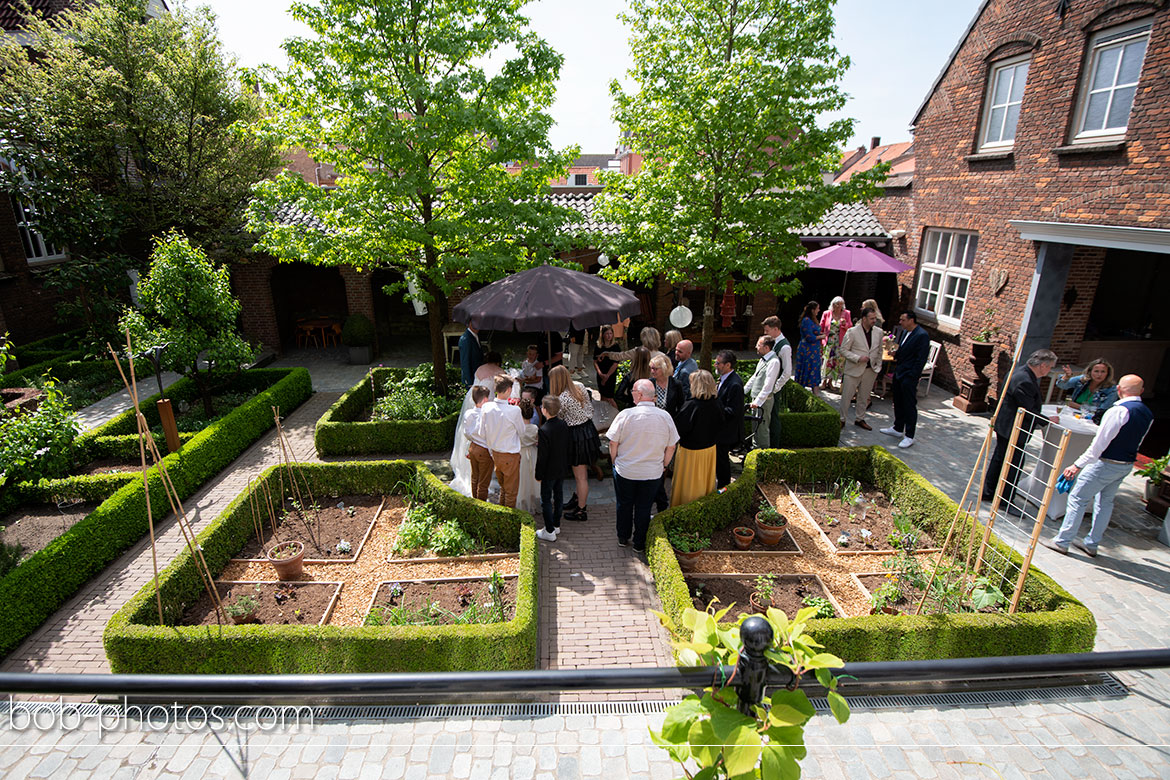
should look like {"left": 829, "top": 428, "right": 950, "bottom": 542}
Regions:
{"left": 841, "top": 271, "right": 849, "bottom": 297}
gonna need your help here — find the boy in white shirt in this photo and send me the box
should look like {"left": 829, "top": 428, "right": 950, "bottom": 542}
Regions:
{"left": 463, "top": 385, "right": 493, "bottom": 501}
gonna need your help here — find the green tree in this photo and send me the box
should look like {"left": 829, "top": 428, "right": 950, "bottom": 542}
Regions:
{"left": 596, "top": 0, "right": 886, "bottom": 368}
{"left": 120, "top": 233, "right": 255, "bottom": 416}
{"left": 0, "top": 0, "right": 279, "bottom": 345}
{"left": 247, "top": 0, "right": 578, "bottom": 393}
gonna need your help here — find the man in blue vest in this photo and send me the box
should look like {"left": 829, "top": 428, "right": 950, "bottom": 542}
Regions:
{"left": 459, "top": 324, "right": 484, "bottom": 388}
{"left": 1044, "top": 374, "right": 1152, "bottom": 557}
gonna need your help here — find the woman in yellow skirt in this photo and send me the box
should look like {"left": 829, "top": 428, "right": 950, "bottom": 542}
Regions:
{"left": 671, "top": 370, "right": 722, "bottom": 506}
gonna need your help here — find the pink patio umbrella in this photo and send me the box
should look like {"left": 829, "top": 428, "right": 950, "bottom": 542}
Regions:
{"left": 800, "top": 240, "right": 912, "bottom": 294}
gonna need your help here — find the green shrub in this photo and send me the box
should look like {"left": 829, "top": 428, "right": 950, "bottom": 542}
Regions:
{"left": 647, "top": 446, "right": 1096, "bottom": 662}
{"left": 104, "top": 460, "right": 538, "bottom": 673}
{"left": 0, "top": 367, "right": 312, "bottom": 658}
{"left": 315, "top": 367, "right": 461, "bottom": 455}
{"left": 0, "top": 379, "right": 79, "bottom": 490}
{"left": 341, "top": 313, "right": 375, "bottom": 347}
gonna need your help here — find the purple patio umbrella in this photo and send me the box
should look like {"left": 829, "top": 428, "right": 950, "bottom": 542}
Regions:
{"left": 801, "top": 240, "right": 912, "bottom": 274}
{"left": 452, "top": 264, "right": 642, "bottom": 332}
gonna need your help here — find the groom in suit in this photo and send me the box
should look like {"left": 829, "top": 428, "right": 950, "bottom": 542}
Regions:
{"left": 714, "top": 349, "right": 745, "bottom": 488}
{"left": 459, "top": 324, "right": 484, "bottom": 387}
{"left": 881, "top": 311, "right": 930, "bottom": 448}
{"left": 838, "top": 307, "right": 884, "bottom": 431}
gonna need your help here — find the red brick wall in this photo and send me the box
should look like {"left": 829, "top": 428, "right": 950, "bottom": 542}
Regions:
{"left": 0, "top": 200, "right": 70, "bottom": 344}
{"left": 1049, "top": 246, "right": 1105, "bottom": 364}
{"left": 903, "top": 0, "right": 1170, "bottom": 393}
{"left": 230, "top": 256, "right": 280, "bottom": 351}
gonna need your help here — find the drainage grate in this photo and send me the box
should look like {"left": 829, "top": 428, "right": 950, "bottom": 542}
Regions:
{"left": 0, "top": 675, "right": 1128, "bottom": 722}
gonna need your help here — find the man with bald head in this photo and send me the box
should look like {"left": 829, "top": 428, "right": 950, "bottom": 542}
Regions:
{"left": 607, "top": 378, "right": 680, "bottom": 554}
{"left": 673, "top": 340, "right": 697, "bottom": 400}
{"left": 1045, "top": 374, "right": 1152, "bottom": 558}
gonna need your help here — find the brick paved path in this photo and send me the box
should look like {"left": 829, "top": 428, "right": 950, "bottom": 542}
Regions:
{"left": 0, "top": 393, "right": 338, "bottom": 675}
{"left": 72, "top": 371, "right": 182, "bottom": 432}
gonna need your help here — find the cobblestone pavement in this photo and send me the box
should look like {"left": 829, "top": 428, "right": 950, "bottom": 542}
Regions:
{"left": 3, "top": 366, "right": 1169, "bottom": 777}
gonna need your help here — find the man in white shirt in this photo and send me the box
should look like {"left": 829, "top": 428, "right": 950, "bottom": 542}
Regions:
{"left": 761, "top": 316, "right": 793, "bottom": 447}
{"left": 1045, "top": 375, "right": 1153, "bottom": 557}
{"left": 463, "top": 385, "right": 493, "bottom": 501}
{"left": 838, "top": 307, "right": 884, "bottom": 431}
{"left": 745, "top": 336, "right": 782, "bottom": 448}
{"left": 607, "top": 379, "right": 679, "bottom": 553}
{"left": 475, "top": 375, "right": 526, "bottom": 508}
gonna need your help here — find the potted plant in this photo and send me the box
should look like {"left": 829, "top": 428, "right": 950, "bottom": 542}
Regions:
{"left": 266, "top": 540, "right": 305, "bottom": 581}
{"left": 754, "top": 503, "right": 788, "bottom": 546}
{"left": 1136, "top": 454, "right": 1170, "bottom": 502}
{"left": 732, "top": 526, "right": 755, "bottom": 550}
{"left": 667, "top": 528, "right": 709, "bottom": 571}
{"left": 341, "top": 313, "right": 375, "bottom": 365}
{"left": 749, "top": 573, "right": 776, "bottom": 613}
{"left": 224, "top": 594, "right": 259, "bottom": 624}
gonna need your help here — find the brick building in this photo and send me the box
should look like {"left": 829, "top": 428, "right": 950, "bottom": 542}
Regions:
{"left": 870, "top": 0, "right": 1169, "bottom": 441}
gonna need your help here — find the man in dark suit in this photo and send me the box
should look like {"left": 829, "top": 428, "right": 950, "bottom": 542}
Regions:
{"left": 459, "top": 324, "right": 484, "bottom": 387}
{"left": 713, "top": 349, "right": 745, "bottom": 489}
{"left": 983, "top": 349, "right": 1060, "bottom": 510}
{"left": 535, "top": 395, "right": 572, "bottom": 542}
{"left": 880, "top": 311, "right": 930, "bottom": 448}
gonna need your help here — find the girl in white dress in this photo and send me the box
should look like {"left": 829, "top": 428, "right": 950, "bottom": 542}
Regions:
{"left": 515, "top": 397, "right": 541, "bottom": 514}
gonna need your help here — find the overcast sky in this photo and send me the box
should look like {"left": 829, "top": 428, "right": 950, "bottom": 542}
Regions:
{"left": 199, "top": 0, "right": 982, "bottom": 155}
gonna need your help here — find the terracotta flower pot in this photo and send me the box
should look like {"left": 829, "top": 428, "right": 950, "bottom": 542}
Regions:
{"left": 754, "top": 512, "right": 788, "bottom": 546}
{"left": 733, "top": 527, "right": 755, "bottom": 550}
{"left": 749, "top": 592, "right": 770, "bottom": 614}
{"left": 266, "top": 540, "right": 305, "bottom": 581}
{"left": 675, "top": 547, "right": 702, "bottom": 571}
{"left": 230, "top": 612, "right": 259, "bottom": 625}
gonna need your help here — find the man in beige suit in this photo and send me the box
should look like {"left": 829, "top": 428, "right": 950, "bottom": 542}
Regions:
{"left": 838, "top": 307, "right": 883, "bottom": 430}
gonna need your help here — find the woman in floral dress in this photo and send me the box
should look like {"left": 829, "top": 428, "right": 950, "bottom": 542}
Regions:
{"left": 818, "top": 296, "right": 852, "bottom": 390}
{"left": 794, "top": 301, "right": 822, "bottom": 389}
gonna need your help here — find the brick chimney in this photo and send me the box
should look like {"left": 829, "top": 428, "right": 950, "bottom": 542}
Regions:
{"left": 870, "top": 136, "right": 881, "bottom": 151}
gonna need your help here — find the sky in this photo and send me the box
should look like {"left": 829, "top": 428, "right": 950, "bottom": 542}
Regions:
{"left": 200, "top": 0, "right": 983, "bottom": 155}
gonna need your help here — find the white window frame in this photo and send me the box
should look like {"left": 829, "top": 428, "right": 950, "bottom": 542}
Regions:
{"left": 979, "top": 54, "right": 1030, "bottom": 150}
{"left": 914, "top": 229, "right": 977, "bottom": 327}
{"left": 0, "top": 158, "right": 66, "bottom": 266}
{"left": 1072, "top": 20, "right": 1151, "bottom": 142}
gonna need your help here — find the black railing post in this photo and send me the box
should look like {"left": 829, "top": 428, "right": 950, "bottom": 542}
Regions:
{"left": 734, "top": 615, "right": 773, "bottom": 715}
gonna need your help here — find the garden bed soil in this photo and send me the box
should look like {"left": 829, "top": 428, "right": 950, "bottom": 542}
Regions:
{"left": 0, "top": 501, "right": 97, "bottom": 562}
{"left": 236, "top": 494, "right": 387, "bottom": 561}
{"left": 705, "top": 494, "right": 800, "bottom": 553}
{"left": 792, "top": 485, "right": 938, "bottom": 553}
{"left": 686, "top": 574, "right": 837, "bottom": 622}
{"left": 366, "top": 577, "right": 518, "bottom": 626}
{"left": 855, "top": 572, "right": 927, "bottom": 614}
{"left": 71, "top": 457, "right": 141, "bottom": 476}
{"left": 181, "top": 581, "right": 342, "bottom": 626}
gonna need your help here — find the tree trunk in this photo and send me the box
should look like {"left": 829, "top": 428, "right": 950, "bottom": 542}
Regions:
{"left": 425, "top": 278, "right": 449, "bottom": 395}
{"left": 699, "top": 286, "right": 717, "bottom": 372}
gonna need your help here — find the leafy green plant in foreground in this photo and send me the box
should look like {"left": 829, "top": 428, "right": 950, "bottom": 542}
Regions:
{"left": 651, "top": 605, "right": 850, "bottom": 778}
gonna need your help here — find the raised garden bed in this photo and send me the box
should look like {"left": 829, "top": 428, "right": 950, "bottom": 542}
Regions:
{"left": 788, "top": 484, "right": 940, "bottom": 555}
{"left": 686, "top": 573, "right": 843, "bottom": 622}
{"left": 0, "top": 500, "right": 98, "bottom": 571}
{"left": 703, "top": 491, "right": 801, "bottom": 555}
{"left": 233, "top": 494, "right": 386, "bottom": 562}
{"left": 314, "top": 367, "right": 462, "bottom": 456}
{"left": 184, "top": 581, "right": 343, "bottom": 627}
{"left": 104, "top": 460, "right": 538, "bottom": 673}
{"left": 365, "top": 575, "right": 518, "bottom": 627}
{"left": 648, "top": 446, "right": 1097, "bottom": 662}
{"left": 0, "top": 367, "right": 312, "bottom": 659}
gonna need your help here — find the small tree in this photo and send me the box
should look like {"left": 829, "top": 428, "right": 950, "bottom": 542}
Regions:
{"left": 121, "top": 234, "right": 254, "bottom": 416}
{"left": 597, "top": 0, "right": 886, "bottom": 368}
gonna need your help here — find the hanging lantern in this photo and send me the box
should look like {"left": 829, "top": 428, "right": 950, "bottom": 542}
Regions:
{"left": 719, "top": 280, "right": 736, "bottom": 328}
{"left": 669, "top": 305, "right": 693, "bottom": 328}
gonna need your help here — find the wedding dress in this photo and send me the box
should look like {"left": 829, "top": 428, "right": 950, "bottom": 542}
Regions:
{"left": 517, "top": 423, "right": 540, "bottom": 514}
{"left": 449, "top": 370, "right": 521, "bottom": 500}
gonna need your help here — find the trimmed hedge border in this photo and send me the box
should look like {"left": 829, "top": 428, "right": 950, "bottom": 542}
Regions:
{"left": 648, "top": 446, "right": 1096, "bottom": 662}
{"left": 734, "top": 359, "right": 840, "bottom": 448}
{"left": 0, "top": 367, "right": 312, "bottom": 658}
{"left": 314, "top": 368, "right": 460, "bottom": 456}
{"left": 104, "top": 460, "right": 538, "bottom": 673}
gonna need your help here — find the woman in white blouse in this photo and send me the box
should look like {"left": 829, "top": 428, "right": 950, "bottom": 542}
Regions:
{"left": 549, "top": 365, "right": 601, "bottom": 523}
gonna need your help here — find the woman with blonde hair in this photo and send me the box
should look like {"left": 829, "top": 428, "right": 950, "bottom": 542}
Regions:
{"left": 670, "top": 370, "right": 721, "bottom": 506}
{"left": 663, "top": 329, "right": 683, "bottom": 356}
{"left": 549, "top": 365, "right": 601, "bottom": 523}
{"left": 611, "top": 326, "right": 667, "bottom": 365}
{"left": 819, "top": 296, "right": 852, "bottom": 390}
{"left": 1056, "top": 358, "right": 1118, "bottom": 411}
{"left": 861, "top": 298, "right": 884, "bottom": 327}
{"left": 649, "top": 352, "right": 684, "bottom": 417}
{"left": 615, "top": 346, "right": 653, "bottom": 409}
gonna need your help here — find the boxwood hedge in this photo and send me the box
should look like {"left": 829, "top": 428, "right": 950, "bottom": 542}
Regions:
{"left": 648, "top": 446, "right": 1096, "bottom": 662}
{"left": 315, "top": 368, "right": 460, "bottom": 456}
{"left": 104, "top": 460, "right": 538, "bottom": 673}
{"left": 0, "top": 367, "right": 312, "bottom": 658}
{"left": 734, "top": 360, "right": 840, "bottom": 448}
